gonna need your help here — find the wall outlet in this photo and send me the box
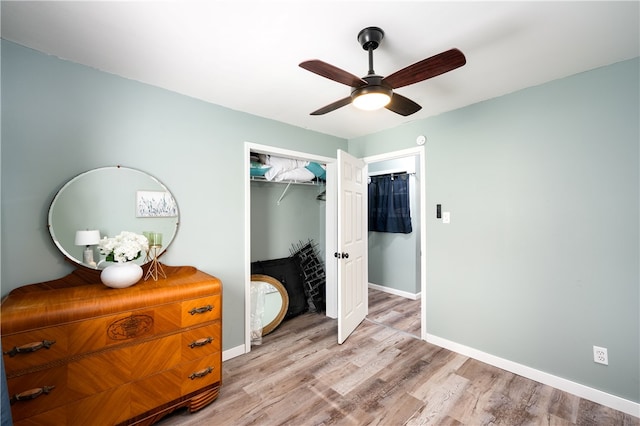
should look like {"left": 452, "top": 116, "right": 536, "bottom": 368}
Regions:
{"left": 593, "top": 346, "right": 608, "bottom": 365}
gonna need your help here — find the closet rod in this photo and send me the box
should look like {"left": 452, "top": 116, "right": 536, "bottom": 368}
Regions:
{"left": 368, "top": 171, "right": 415, "bottom": 181}
{"left": 368, "top": 170, "right": 415, "bottom": 177}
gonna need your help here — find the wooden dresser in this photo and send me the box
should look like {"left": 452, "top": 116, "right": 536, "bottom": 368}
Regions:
{"left": 1, "top": 265, "right": 222, "bottom": 426}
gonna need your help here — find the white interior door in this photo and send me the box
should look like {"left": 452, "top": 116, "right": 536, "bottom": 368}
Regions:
{"left": 337, "top": 150, "right": 368, "bottom": 344}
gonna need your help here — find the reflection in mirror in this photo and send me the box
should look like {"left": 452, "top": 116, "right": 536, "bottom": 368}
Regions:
{"left": 251, "top": 274, "right": 289, "bottom": 336}
{"left": 48, "top": 166, "right": 179, "bottom": 270}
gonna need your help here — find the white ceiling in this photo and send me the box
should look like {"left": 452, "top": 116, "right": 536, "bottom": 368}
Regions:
{"left": 2, "top": 1, "right": 638, "bottom": 139}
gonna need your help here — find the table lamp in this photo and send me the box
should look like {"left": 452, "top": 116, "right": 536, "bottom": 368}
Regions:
{"left": 75, "top": 230, "right": 101, "bottom": 267}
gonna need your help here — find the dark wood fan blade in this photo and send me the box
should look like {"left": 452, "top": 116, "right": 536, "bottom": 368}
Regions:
{"left": 385, "top": 93, "right": 422, "bottom": 116}
{"left": 310, "top": 96, "right": 353, "bottom": 115}
{"left": 300, "top": 60, "right": 368, "bottom": 88}
{"left": 382, "top": 48, "right": 466, "bottom": 89}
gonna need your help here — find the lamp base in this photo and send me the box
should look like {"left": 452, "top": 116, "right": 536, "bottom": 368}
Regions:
{"left": 83, "top": 246, "right": 96, "bottom": 268}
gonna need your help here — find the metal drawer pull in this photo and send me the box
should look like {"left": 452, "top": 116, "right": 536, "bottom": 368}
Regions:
{"left": 188, "top": 305, "right": 213, "bottom": 315}
{"left": 188, "top": 337, "right": 214, "bottom": 348}
{"left": 11, "top": 386, "right": 55, "bottom": 404}
{"left": 189, "top": 366, "right": 213, "bottom": 380}
{"left": 4, "top": 340, "right": 56, "bottom": 357}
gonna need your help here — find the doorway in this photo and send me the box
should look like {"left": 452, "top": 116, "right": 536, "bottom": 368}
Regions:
{"left": 364, "top": 148, "right": 425, "bottom": 339}
{"left": 244, "top": 143, "right": 426, "bottom": 351}
{"left": 366, "top": 153, "right": 421, "bottom": 338}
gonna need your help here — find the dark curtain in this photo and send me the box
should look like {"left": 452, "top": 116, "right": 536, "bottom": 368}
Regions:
{"left": 368, "top": 174, "right": 412, "bottom": 233}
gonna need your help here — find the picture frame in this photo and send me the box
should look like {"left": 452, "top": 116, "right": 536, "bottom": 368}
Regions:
{"left": 136, "top": 190, "right": 178, "bottom": 218}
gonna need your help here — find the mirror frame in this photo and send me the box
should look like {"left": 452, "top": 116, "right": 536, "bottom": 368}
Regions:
{"left": 251, "top": 274, "right": 289, "bottom": 335}
{"left": 48, "top": 166, "right": 179, "bottom": 270}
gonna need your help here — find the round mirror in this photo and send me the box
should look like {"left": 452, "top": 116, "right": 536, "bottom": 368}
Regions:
{"left": 251, "top": 274, "right": 289, "bottom": 335}
{"left": 48, "top": 166, "right": 179, "bottom": 269}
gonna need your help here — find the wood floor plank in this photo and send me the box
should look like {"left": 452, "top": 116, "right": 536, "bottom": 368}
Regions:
{"left": 368, "top": 321, "right": 402, "bottom": 342}
{"left": 548, "top": 388, "right": 581, "bottom": 423}
{"left": 287, "top": 381, "right": 376, "bottom": 426}
{"left": 576, "top": 398, "right": 639, "bottom": 425}
{"left": 405, "top": 372, "right": 470, "bottom": 425}
{"left": 156, "top": 289, "right": 639, "bottom": 426}
{"left": 408, "top": 350, "right": 469, "bottom": 402}
{"left": 330, "top": 347, "right": 400, "bottom": 396}
{"left": 367, "top": 288, "right": 420, "bottom": 337}
{"left": 262, "top": 380, "right": 322, "bottom": 422}
{"left": 370, "top": 390, "right": 423, "bottom": 426}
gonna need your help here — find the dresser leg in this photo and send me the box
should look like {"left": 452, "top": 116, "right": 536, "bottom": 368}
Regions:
{"left": 118, "top": 383, "right": 221, "bottom": 425}
{"left": 188, "top": 383, "right": 221, "bottom": 413}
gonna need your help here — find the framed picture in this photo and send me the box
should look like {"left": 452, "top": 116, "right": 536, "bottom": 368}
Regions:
{"left": 136, "top": 191, "right": 178, "bottom": 218}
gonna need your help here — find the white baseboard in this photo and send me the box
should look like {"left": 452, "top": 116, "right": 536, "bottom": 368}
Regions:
{"left": 426, "top": 333, "right": 640, "bottom": 418}
{"left": 222, "top": 344, "right": 246, "bottom": 362}
{"left": 368, "top": 282, "right": 420, "bottom": 300}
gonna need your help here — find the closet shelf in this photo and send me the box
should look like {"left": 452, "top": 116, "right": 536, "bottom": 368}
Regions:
{"left": 250, "top": 176, "right": 324, "bottom": 186}
{"left": 250, "top": 153, "right": 326, "bottom": 205}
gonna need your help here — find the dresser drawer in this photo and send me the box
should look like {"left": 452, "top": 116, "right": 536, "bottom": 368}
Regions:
{"left": 181, "top": 322, "right": 221, "bottom": 361}
{"left": 2, "top": 325, "right": 70, "bottom": 372}
{"left": 130, "top": 333, "right": 182, "bottom": 380}
{"left": 129, "top": 352, "right": 221, "bottom": 419}
{"left": 67, "top": 345, "right": 132, "bottom": 396}
{"left": 7, "top": 364, "right": 75, "bottom": 422}
{"left": 68, "top": 304, "right": 182, "bottom": 355}
{"left": 2, "top": 300, "right": 188, "bottom": 370}
{"left": 181, "top": 353, "right": 221, "bottom": 395}
{"left": 130, "top": 368, "right": 182, "bottom": 416}
{"left": 68, "top": 385, "right": 132, "bottom": 426}
{"left": 181, "top": 294, "right": 221, "bottom": 327}
{"left": 12, "top": 404, "right": 67, "bottom": 426}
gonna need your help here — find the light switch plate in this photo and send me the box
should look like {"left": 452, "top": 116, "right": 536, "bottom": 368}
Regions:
{"left": 443, "top": 212, "right": 450, "bottom": 224}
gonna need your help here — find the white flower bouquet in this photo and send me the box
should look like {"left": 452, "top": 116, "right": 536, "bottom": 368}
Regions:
{"left": 99, "top": 231, "right": 149, "bottom": 263}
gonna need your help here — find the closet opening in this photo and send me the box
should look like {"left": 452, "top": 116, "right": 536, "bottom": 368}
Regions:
{"left": 244, "top": 142, "right": 335, "bottom": 351}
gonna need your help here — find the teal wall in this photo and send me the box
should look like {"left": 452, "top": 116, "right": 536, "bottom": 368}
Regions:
{"left": 350, "top": 58, "right": 640, "bottom": 403}
{"left": 250, "top": 180, "right": 326, "bottom": 262}
{"left": 368, "top": 156, "right": 420, "bottom": 294}
{"left": 0, "top": 40, "right": 347, "bottom": 351}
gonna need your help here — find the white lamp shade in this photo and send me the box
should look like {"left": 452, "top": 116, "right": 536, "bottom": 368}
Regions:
{"left": 75, "top": 230, "right": 101, "bottom": 246}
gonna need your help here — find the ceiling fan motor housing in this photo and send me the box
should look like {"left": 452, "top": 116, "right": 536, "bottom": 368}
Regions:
{"left": 351, "top": 75, "right": 392, "bottom": 100}
{"left": 357, "top": 27, "right": 384, "bottom": 50}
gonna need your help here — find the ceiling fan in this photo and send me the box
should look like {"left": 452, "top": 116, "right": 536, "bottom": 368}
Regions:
{"left": 299, "top": 27, "right": 466, "bottom": 116}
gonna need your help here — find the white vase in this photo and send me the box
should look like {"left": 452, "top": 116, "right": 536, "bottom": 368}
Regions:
{"left": 100, "top": 262, "right": 143, "bottom": 288}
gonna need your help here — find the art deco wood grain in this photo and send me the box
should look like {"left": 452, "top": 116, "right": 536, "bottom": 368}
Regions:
{"left": 1, "top": 265, "right": 222, "bottom": 426}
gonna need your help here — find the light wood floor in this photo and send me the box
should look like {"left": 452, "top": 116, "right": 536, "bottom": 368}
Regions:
{"left": 366, "top": 288, "right": 420, "bottom": 338}
{"left": 157, "top": 289, "right": 638, "bottom": 426}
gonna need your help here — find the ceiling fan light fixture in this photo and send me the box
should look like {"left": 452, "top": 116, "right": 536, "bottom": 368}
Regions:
{"left": 301, "top": 26, "right": 465, "bottom": 116}
{"left": 351, "top": 86, "right": 392, "bottom": 111}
